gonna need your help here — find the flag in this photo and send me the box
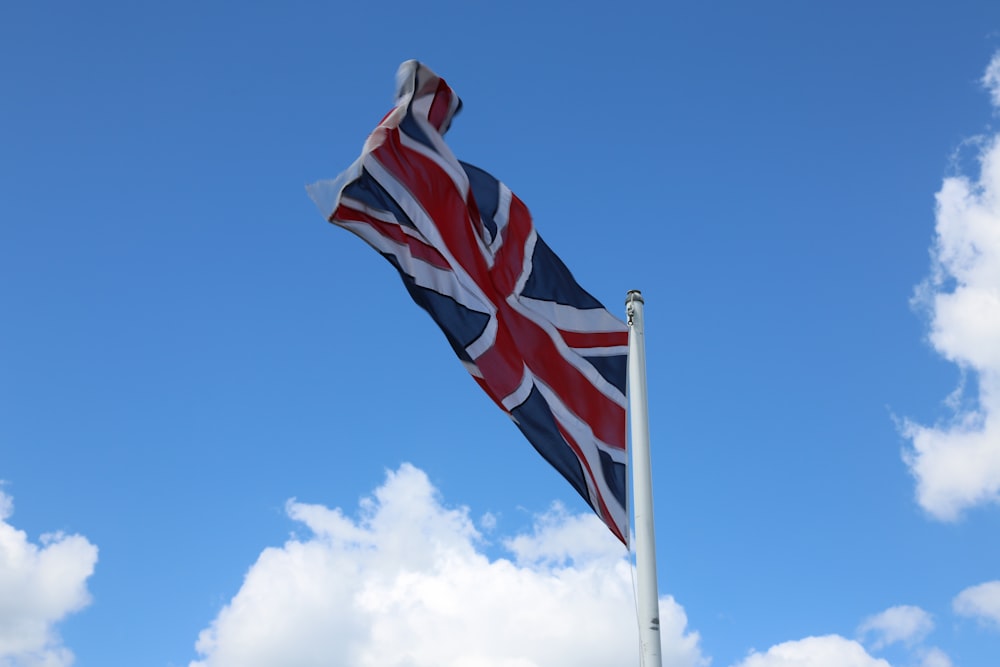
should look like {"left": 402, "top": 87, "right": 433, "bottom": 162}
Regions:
{"left": 309, "top": 61, "right": 629, "bottom": 544}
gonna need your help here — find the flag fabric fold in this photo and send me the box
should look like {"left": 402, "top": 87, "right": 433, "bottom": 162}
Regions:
{"left": 311, "top": 61, "right": 629, "bottom": 544}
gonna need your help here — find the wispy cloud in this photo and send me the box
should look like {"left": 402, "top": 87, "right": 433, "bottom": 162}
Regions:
{"left": 983, "top": 55, "right": 1000, "bottom": 109}
{"left": 0, "top": 489, "right": 98, "bottom": 667}
{"left": 189, "top": 463, "right": 707, "bottom": 667}
{"left": 902, "top": 51, "right": 1000, "bottom": 521}
{"left": 917, "top": 646, "right": 954, "bottom": 667}
{"left": 857, "top": 605, "right": 934, "bottom": 650}
{"left": 953, "top": 580, "right": 1000, "bottom": 630}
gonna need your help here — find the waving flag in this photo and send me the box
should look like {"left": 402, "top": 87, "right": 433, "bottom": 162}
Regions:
{"left": 309, "top": 61, "right": 629, "bottom": 543}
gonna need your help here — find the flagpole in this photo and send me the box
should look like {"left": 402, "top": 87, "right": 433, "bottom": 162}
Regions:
{"left": 627, "top": 290, "right": 662, "bottom": 667}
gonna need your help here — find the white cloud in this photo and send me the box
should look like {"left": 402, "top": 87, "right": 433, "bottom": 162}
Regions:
{"left": 730, "top": 635, "right": 890, "bottom": 667}
{"left": 0, "top": 490, "right": 98, "bottom": 667}
{"left": 918, "top": 647, "right": 954, "bottom": 667}
{"left": 0, "top": 492, "right": 12, "bottom": 522}
{"left": 731, "top": 612, "right": 955, "bottom": 667}
{"left": 983, "top": 52, "right": 1000, "bottom": 109}
{"left": 503, "top": 501, "right": 625, "bottom": 567}
{"left": 903, "top": 51, "right": 1000, "bottom": 521}
{"left": 189, "top": 463, "right": 707, "bottom": 667}
{"left": 857, "top": 605, "right": 934, "bottom": 649}
{"left": 953, "top": 580, "right": 1000, "bottom": 629}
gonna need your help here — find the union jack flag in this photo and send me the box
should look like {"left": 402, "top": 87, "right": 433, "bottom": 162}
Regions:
{"left": 311, "top": 61, "right": 629, "bottom": 544}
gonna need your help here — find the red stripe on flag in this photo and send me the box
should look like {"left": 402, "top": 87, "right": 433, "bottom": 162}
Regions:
{"left": 333, "top": 205, "right": 451, "bottom": 270}
{"left": 556, "top": 422, "right": 627, "bottom": 544}
{"left": 427, "top": 80, "right": 452, "bottom": 132}
{"left": 559, "top": 329, "right": 629, "bottom": 349}
{"left": 372, "top": 132, "right": 490, "bottom": 281}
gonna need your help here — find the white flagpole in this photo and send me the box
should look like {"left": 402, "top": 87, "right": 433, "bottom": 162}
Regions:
{"left": 627, "top": 290, "right": 662, "bottom": 667}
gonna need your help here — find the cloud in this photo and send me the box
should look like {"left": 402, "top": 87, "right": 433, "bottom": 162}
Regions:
{"left": 902, "top": 51, "right": 1000, "bottom": 521}
{"left": 0, "top": 489, "right": 98, "bottom": 667}
{"left": 953, "top": 580, "right": 1000, "bottom": 629}
{"left": 917, "top": 647, "right": 954, "bottom": 667}
{"left": 731, "top": 635, "right": 891, "bottom": 667}
{"left": 732, "top": 611, "right": 955, "bottom": 667}
{"left": 189, "top": 463, "right": 707, "bottom": 667}
{"left": 857, "top": 605, "right": 934, "bottom": 649}
{"left": 983, "top": 54, "right": 1000, "bottom": 109}
{"left": 502, "top": 501, "right": 625, "bottom": 567}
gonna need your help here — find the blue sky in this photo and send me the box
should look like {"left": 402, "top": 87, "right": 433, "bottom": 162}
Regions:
{"left": 3, "top": 1, "right": 1000, "bottom": 666}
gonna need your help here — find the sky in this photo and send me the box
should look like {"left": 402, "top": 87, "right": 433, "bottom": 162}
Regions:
{"left": 2, "top": 1, "right": 1000, "bottom": 666}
